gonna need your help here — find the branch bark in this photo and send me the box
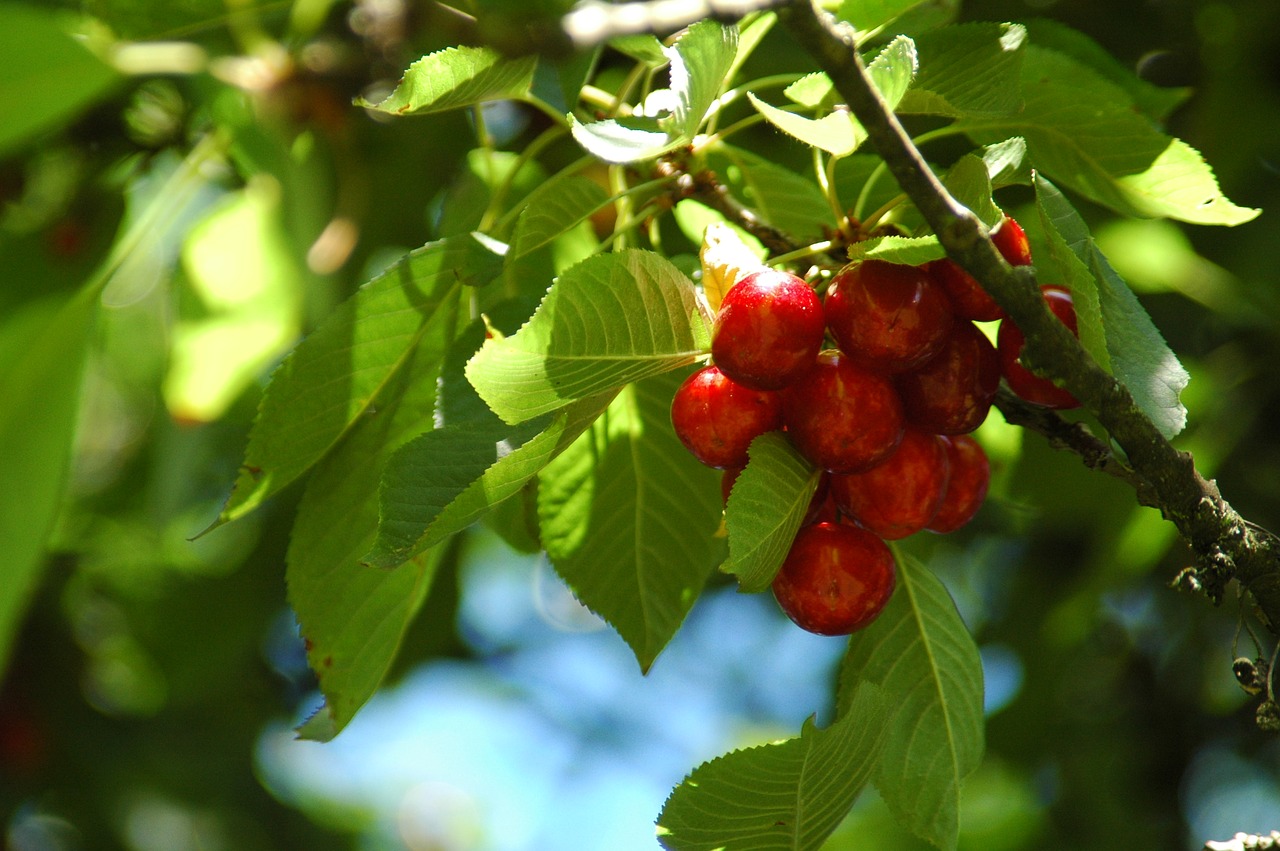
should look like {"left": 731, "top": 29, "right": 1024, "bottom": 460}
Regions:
{"left": 776, "top": 0, "right": 1280, "bottom": 630}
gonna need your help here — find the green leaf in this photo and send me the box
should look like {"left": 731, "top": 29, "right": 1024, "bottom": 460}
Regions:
{"left": 954, "top": 47, "right": 1259, "bottom": 225}
{"left": 664, "top": 21, "right": 739, "bottom": 140}
{"left": 219, "top": 236, "right": 498, "bottom": 525}
{"left": 656, "top": 684, "right": 888, "bottom": 851}
{"left": 837, "top": 557, "right": 984, "bottom": 851}
{"left": 980, "top": 136, "right": 1031, "bottom": 187}
{"left": 1035, "top": 176, "right": 1190, "bottom": 438}
{"left": 749, "top": 36, "right": 916, "bottom": 157}
{"left": 1024, "top": 19, "right": 1190, "bottom": 122}
{"left": 897, "top": 23, "right": 1026, "bottom": 118}
{"left": 722, "top": 433, "right": 821, "bottom": 593}
{"left": 837, "top": 0, "right": 937, "bottom": 33}
{"left": 706, "top": 144, "right": 834, "bottom": 239}
{"left": 0, "top": 5, "right": 120, "bottom": 157}
{"left": 942, "top": 154, "right": 1002, "bottom": 228}
{"left": 847, "top": 235, "right": 945, "bottom": 265}
{"left": 0, "top": 289, "right": 97, "bottom": 679}
{"left": 465, "top": 249, "right": 710, "bottom": 425}
{"left": 355, "top": 46, "right": 536, "bottom": 115}
{"left": 537, "top": 373, "right": 724, "bottom": 670}
{"left": 507, "top": 174, "right": 610, "bottom": 260}
{"left": 568, "top": 114, "right": 677, "bottom": 165}
{"left": 288, "top": 329, "right": 452, "bottom": 740}
{"left": 609, "top": 34, "right": 668, "bottom": 67}
{"left": 784, "top": 72, "right": 837, "bottom": 109}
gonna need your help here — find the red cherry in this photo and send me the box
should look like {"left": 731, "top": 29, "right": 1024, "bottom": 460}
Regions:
{"left": 782, "top": 350, "right": 905, "bottom": 474}
{"left": 927, "top": 215, "right": 1032, "bottom": 322}
{"left": 670, "top": 365, "right": 783, "bottom": 469}
{"left": 928, "top": 435, "right": 991, "bottom": 533}
{"left": 824, "top": 259, "right": 954, "bottom": 373}
{"left": 894, "top": 321, "right": 1000, "bottom": 435}
{"left": 711, "top": 269, "right": 825, "bottom": 390}
{"left": 830, "top": 428, "right": 950, "bottom": 540}
{"left": 997, "top": 285, "right": 1081, "bottom": 409}
{"left": 771, "top": 522, "right": 897, "bottom": 635}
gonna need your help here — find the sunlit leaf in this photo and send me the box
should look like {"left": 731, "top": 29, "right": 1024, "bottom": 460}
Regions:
{"left": 355, "top": 46, "right": 536, "bottom": 115}
{"left": 837, "top": 556, "right": 984, "bottom": 851}
{"left": 664, "top": 21, "right": 739, "bottom": 140}
{"left": 538, "top": 373, "right": 724, "bottom": 670}
{"left": 697, "top": 219, "right": 769, "bottom": 313}
{"left": 722, "top": 433, "right": 821, "bottom": 593}
{"left": 846, "top": 235, "right": 945, "bottom": 265}
{"left": 942, "top": 154, "right": 1002, "bottom": 228}
{"left": 656, "top": 684, "right": 888, "bottom": 851}
{"left": 466, "top": 249, "right": 710, "bottom": 425}
{"left": 897, "top": 23, "right": 1026, "bottom": 118}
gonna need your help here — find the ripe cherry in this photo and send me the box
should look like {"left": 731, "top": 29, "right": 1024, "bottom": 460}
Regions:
{"left": 927, "top": 215, "right": 1032, "bottom": 322}
{"left": 894, "top": 321, "right": 1000, "bottom": 435}
{"left": 771, "top": 522, "right": 897, "bottom": 635}
{"left": 782, "top": 350, "right": 905, "bottom": 474}
{"left": 670, "top": 365, "right": 783, "bottom": 469}
{"left": 997, "top": 285, "right": 1081, "bottom": 409}
{"left": 711, "top": 269, "right": 825, "bottom": 391}
{"left": 824, "top": 259, "right": 954, "bottom": 373}
{"left": 928, "top": 435, "right": 991, "bottom": 534}
{"left": 830, "top": 428, "right": 950, "bottom": 540}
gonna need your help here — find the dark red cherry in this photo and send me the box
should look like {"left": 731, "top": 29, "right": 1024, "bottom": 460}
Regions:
{"left": 670, "top": 365, "right": 783, "bottom": 469}
{"left": 771, "top": 522, "right": 897, "bottom": 635}
{"left": 824, "top": 259, "right": 954, "bottom": 373}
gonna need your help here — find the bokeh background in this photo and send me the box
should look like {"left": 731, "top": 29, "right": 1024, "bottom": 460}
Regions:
{"left": 3, "top": 0, "right": 1280, "bottom": 849}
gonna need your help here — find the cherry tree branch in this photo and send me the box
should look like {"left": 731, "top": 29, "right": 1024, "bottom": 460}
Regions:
{"left": 777, "top": 0, "right": 1280, "bottom": 631}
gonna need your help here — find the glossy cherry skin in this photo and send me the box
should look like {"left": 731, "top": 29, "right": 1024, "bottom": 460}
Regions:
{"left": 927, "top": 215, "right": 1033, "bottom": 322}
{"left": 830, "top": 428, "right": 950, "bottom": 540}
{"left": 711, "top": 269, "right": 825, "bottom": 391}
{"left": 671, "top": 365, "right": 783, "bottom": 469}
{"left": 824, "top": 259, "right": 954, "bottom": 373}
{"left": 771, "top": 522, "right": 897, "bottom": 635}
{"left": 894, "top": 321, "right": 1000, "bottom": 435}
{"left": 928, "top": 435, "right": 991, "bottom": 534}
{"left": 997, "top": 285, "right": 1081, "bottom": 409}
{"left": 782, "top": 350, "right": 905, "bottom": 474}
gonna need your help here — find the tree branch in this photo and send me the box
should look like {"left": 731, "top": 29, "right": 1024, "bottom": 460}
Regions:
{"left": 561, "top": 0, "right": 790, "bottom": 49}
{"left": 778, "top": 0, "right": 1280, "bottom": 631}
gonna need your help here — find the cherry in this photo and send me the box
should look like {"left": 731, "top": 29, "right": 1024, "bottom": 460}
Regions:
{"left": 997, "top": 285, "right": 1081, "bottom": 409}
{"left": 894, "top": 320, "right": 1000, "bottom": 435}
{"left": 711, "top": 269, "right": 825, "bottom": 391}
{"left": 830, "top": 428, "right": 950, "bottom": 540}
{"left": 771, "top": 522, "right": 897, "bottom": 635}
{"left": 927, "top": 215, "right": 1032, "bottom": 322}
{"left": 670, "top": 365, "right": 783, "bottom": 469}
{"left": 782, "top": 350, "right": 905, "bottom": 474}
{"left": 928, "top": 435, "right": 991, "bottom": 534}
{"left": 824, "top": 259, "right": 954, "bottom": 373}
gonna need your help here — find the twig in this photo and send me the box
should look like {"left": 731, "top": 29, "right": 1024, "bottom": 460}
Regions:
{"left": 778, "top": 0, "right": 1280, "bottom": 631}
{"left": 562, "top": 0, "right": 791, "bottom": 49}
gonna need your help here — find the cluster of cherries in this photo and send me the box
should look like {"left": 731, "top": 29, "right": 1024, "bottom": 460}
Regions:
{"left": 671, "top": 216, "right": 1080, "bottom": 636}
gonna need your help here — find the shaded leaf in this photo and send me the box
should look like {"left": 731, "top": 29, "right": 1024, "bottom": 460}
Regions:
{"left": 837, "top": 557, "right": 984, "bottom": 851}
{"left": 707, "top": 144, "right": 835, "bottom": 239}
{"left": 1035, "top": 175, "right": 1190, "bottom": 438}
{"left": 897, "top": 23, "right": 1026, "bottom": 118}
{"left": 722, "top": 433, "right": 821, "bottom": 593}
{"left": 538, "top": 373, "right": 724, "bottom": 670}
{"left": 466, "top": 249, "right": 710, "bottom": 425}
{"left": 356, "top": 46, "right": 536, "bottom": 115}
{"left": 220, "top": 236, "right": 495, "bottom": 524}
{"left": 656, "top": 684, "right": 888, "bottom": 851}
{"left": 942, "top": 154, "right": 1002, "bottom": 228}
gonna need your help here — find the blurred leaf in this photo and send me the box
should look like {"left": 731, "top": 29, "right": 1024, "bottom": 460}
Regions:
{"left": 165, "top": 177, "right": 303, "bottom": 423}
{"left": 1035, "top": 175, "right": 1190, "bottom": 438}
{"left": 437, "top": 150, "right": 546, "bottom": 239}
{"left": 837, "top": 556, "right": 984, "bottom": 851}
{"left": 956, "top": 48, "right": 1259, "bottom": 225}
{"left": 722, "top": 433, "right": 821, "bottom": 593}
{"left": 0, "top": 5, "right": 120, "bottom": 157}
{"left": 847, "top": 235, "right": 945, "bottom": 265}
{"left": 538, "top": 372, "right": 724, "bottom": 670}
{"left": 288, "top": 325, "right": 453, "bottom": 740}
{"left": 0, "top": 289, "right": 97, "bottom": 679}
{"left": 1024, "top": 19, "right": 1190, "bottom": 122}
{"left": 656, "top": 684, "right": 888, "bottom": 851}
{"left": 355, "top": 46, "right": 536, "bottom": 115}
{"left": 898, "top": 23, "right": 1026, "bottom": 117}
{"left": 465, "top": 249, "right": 710, "bottom": 425}
{"left": 219, "top": 236, "right": 497, "bottom": 525}
{"left": 749, "top": 36, "right": 916, "bottom": 156}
